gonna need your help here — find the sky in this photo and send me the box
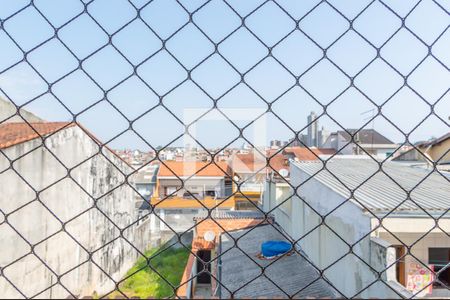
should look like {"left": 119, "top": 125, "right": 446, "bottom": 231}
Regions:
{"left": 0, "top": 0, "right": 449, "bottom": 151}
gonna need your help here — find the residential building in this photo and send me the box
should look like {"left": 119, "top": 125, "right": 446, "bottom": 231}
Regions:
{"left": 268, "top": 157, "right": 450, "bottom": 298}
{"left": 394, "top": 132, "right": 450, "bottom": 166}
{"left": 177, "top": 211, "right": 336, "bottom": 299}
{"left": 322, "top": 129, "right": 398, "bottom": 159}
{"left": 153, "top": 161, "right": 233, "bottom": 205}
{"left": 150, "top": 161, "right": 234, "bottom": 232}
{"left": 131, "top": 162, "right": 159, "bottom": 210}
{"left": 288, "top": 134, "right": 308, "bottom": 147}
{"left": 318, "top": 126, "right": 330, "bottom": 147}
{"left": 270, "top": 139, "right": 282, "bottom": 149}
{"left": 0, "top": 122, "right": 152, "bottom": 298}
{"left": 228, "top": 152, "right": 266, "bottom": 210}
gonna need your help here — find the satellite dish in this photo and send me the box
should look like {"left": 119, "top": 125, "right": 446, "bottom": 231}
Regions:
{"left": 204, "top": 231, "right": 216, "bottom": 242}
{"left": 279, "top": 169, "right": 289, "bottom": 177}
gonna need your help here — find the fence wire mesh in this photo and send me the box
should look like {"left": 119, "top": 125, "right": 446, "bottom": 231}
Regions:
{"left": 0, "top": 0, "right": 449, "bottom": 299}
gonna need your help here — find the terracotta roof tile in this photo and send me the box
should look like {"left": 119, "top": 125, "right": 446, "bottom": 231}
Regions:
{"left": 267, "top": 150, "right": 288, "bottom": 172}
{"left": 283, "top": 147, "right": 335, "bottom": 160}
{"left": 158, "top": 161, "right": 230, "bottom": 177}
{"left": 230, "top": 152, "right": 267, "bottom": 173}
{"left": 0, "top": 122, "right": 74, "bottom": 149}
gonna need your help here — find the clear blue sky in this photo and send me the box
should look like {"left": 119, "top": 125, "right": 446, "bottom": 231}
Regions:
{"left": 0, "top": 0, "right": 449, "bottom": 150}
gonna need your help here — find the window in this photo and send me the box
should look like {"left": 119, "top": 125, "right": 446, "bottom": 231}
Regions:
{"left": 183, "top": 192, "right": 201, "bottom": 199}
{"left": 165, "top": 186, "right": 177, "bottom": 197}
{"left": 205, "top": 190, "right": 215, "bottom": 197}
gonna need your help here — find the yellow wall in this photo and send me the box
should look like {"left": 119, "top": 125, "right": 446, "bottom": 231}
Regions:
{"left": 151, "top": 195, "right": 236, "bottom": 209}
{"left": 427, "top": 138, "right": 450, "bottom": 163}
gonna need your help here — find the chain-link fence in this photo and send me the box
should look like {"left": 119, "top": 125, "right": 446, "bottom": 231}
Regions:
{"left": 0, "top": 0, "right": 449, "bottom": 299}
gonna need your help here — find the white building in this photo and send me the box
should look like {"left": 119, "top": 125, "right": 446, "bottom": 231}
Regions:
{"left": 266, "top": 157, "right": 450, "bottom": 298}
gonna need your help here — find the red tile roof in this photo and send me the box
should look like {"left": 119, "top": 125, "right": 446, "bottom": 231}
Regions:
{"left": 158, "top": 161, "right": 230, "bottom": 177}
{"left": 0, "top": 122, "right": 74, "bottom": 149}
{"left": 230, "top": 152, "right": 267, "bottom": 173}
{"left": 267, "top": 150, "right": 288, "bottom": 172}
{"left": 282, "top": 147, "right": 335, "bottom": 160}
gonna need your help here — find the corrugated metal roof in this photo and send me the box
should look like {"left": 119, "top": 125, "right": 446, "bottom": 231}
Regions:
{"left": 293, "top": 158, "right": 450, "bottom": 213}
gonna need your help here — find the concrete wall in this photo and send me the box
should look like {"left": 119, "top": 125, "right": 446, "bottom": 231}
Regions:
{"left": 375, "top": 218, "right": 450, "bottom": 290}
{"left": 0, "top": 126, "right": 152, "bottom": 298}
{"left": 263, "top": 181, "right": 292, "bottom": 236}
{"left": 288, "top": 164, "right": 404, "bottom": 298}
{"left": 0, "top": 97, "right": 44, "bottom": 123}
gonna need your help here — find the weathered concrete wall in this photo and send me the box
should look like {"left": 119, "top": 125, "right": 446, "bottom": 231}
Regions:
{"left": 0, "top": 126, "right": 152, "bottom": 298}
{"left": 289, "top": 164, "right": 404, "bottom": 298}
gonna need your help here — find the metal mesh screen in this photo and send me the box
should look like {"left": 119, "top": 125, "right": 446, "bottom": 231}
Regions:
{"left": 0, "top": 0, "right": 449, "bottom": 299}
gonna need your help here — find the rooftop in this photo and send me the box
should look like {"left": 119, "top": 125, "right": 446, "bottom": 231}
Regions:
{"left": 219, "top": 224, "right": 336, "bottom": 298}
{"left": 294, "top": 158, "right": 450, "bottom": 214}
{"left": 157, "top": 161, "right": 230, "bottom": 178}
{"left": 337, "top": 129, "right": 396, "bottom": 145}
{"left": 419, "top": 132, "right": 450, "bottom": 147}
{"left": 230, "top": 152, "right": 267, "bottom": 173}
{"left": 0, "top": 122, "right": 74, "bottom": 149}
{"left": 283, "top": 147, "right": 335, "bottom": 159}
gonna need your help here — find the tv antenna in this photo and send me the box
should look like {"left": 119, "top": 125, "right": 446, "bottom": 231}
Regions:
{"left": 361, "top": 109, "right": 376, "bottom": 154}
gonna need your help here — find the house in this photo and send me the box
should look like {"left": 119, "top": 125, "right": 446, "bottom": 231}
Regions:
{"left": 228, "top": 152, "right": 267, "bottom": 210}
{"left": 394, "top": 132, "right": 450, "bottom": 167}
{"left": 150, "top": 161, "right": 235, "bottom": 233}
{"left": 269, "top": 157, "right": 450, "bottom": 298}
{"left": 0, "top": 122, "right": 152, "bottom": 298}
{"left": 177, "top": 211, "right": 336, "bottom": 299}
{"left": 322, "top": 129, "right": 398, "bottom": 159}
{"left": 153, "top": 161, "right": 233, "bottom": 207}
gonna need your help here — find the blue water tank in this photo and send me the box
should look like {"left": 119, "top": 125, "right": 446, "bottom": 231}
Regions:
{"left": 261, "top": 241, "right": 292, "bottom": 258}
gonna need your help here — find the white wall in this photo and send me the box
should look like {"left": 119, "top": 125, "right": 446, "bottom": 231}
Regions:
{"left": 288, "top": 164, "right": 406, "bottom": 298}
{"left": 263, "top": 181, "right": 293, "bottom": 236}
{"left": 0, "top": 126, "right": 152, "bottom": 298}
